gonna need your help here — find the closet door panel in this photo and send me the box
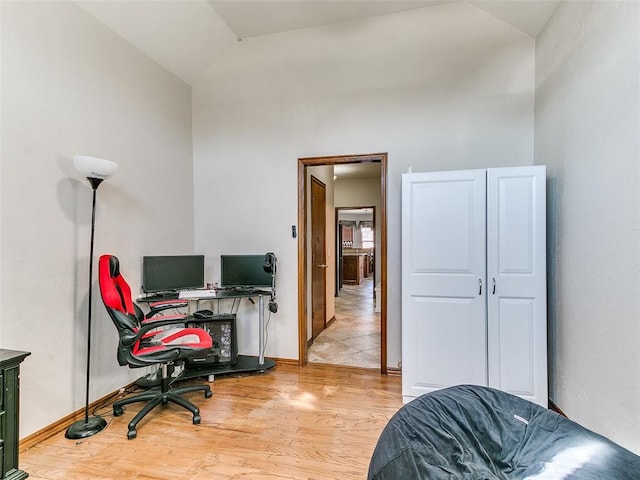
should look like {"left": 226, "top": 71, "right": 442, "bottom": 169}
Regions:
{"left": 495, "top": 297, "right": 535, "bottom": 394}
{"left": 404, "top": 296, "right": 483, "bottom": 393}
{"left": 487, "top": 166, "right": 547, "bottom": 407}
{"left": 402, "top": 169, "right": 487, "bottom": 402}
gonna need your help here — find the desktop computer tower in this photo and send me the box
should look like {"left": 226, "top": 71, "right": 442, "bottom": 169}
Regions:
{"left": 187, "top": 313, "right": 237, "bottom": 366}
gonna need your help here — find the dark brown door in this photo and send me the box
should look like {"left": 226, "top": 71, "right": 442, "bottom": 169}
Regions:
{"left": 311, "top": 176, "right": 327, "bottom": 340}
{"left": 337, "top": 220, "right": 343, "bottom": 292}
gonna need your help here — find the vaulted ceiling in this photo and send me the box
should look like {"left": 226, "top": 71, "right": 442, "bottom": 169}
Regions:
{"left": 75, "top": 0, "right": 559, "bottom": 85}
{"left": 209, "top": 0, "right": 558, "bottom": 40}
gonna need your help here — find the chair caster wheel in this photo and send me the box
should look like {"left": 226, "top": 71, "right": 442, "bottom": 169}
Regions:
{"left": 193, "top": 415, "right": 201, "bottom": 425}
{"left": 205, "top": 390, "right": 213, "bottom": 399}
{"left": 114, "top": 406, "right": 124, "bottom": 416}
{"left": 127, "top": 429, "right": 137, "bottom": 440}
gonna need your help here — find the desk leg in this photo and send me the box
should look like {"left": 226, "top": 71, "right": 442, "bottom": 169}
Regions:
{"left": 258, "top": 295, "right": 265, "bottom": 366}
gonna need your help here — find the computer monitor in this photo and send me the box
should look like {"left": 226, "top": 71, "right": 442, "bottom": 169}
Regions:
{"left": 142, "top": 255, "right": 205, "bottom": 293}
{"left": 220, "top": 254, "right": 273, "bottom": 289}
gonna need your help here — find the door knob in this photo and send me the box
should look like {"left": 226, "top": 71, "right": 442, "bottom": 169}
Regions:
{"left": 318, "top": 264, "right": 328, "bottom": 268}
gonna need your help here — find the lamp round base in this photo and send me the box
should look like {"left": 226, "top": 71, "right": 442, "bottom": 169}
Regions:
{"left": 65, "top": 415, "right": 107, "bottom": 439}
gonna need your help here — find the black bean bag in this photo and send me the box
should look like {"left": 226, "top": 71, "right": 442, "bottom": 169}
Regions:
{"left": 369, "top": 385, "right": 640, "bottom": 479}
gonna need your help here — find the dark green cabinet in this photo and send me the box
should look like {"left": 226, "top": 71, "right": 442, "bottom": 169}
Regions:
{"left": 0, "top": 350, "right": 30, "bottom": 480}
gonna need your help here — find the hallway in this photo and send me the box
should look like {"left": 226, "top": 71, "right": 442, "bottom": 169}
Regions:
{"left": 308, "top": 277, "right": 380, "bottom": 369}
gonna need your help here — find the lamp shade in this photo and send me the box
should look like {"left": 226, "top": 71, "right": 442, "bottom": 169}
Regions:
{"left": 74, "top": 155, "right": 118, "bottom": 180}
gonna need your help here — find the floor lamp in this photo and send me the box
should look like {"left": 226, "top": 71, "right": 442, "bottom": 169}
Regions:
{"left": 66, "top": 155, "right": 118, "bottom": 440}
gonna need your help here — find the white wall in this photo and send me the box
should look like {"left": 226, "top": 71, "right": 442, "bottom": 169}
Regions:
{"left": 536, "top": 1, "right": 640, "bottom": 453}
{"left": 0, "top": 1, "right": 194, "bottom": 437}
{"left": 192, "top": 2, "right": 535, "bottom": 368}
{"left": 0, "top": 0, "right": 3, "bottom": 345}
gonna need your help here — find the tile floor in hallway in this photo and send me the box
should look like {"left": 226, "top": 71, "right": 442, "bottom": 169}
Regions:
{"left": 308, "top": 276, "right": 380, "bottom": 369}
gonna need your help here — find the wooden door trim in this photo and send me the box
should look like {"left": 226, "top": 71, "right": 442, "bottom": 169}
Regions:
{"left": 297, "top": 153, "right": 388, "bottom": 374}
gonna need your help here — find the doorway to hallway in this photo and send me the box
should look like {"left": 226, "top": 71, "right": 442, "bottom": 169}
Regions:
{"left": 297, "top": 153, "right": 388, "bottom": 373}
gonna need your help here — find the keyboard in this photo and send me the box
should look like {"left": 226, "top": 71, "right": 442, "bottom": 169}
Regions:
{"left": 141, "top": 292, "right": 179, "bottom": 301}
{"left": 178, "top": 289, "right": 217, "bottom": 299}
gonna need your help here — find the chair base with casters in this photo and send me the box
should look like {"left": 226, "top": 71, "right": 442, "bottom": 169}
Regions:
{"left": 114, "top": 363, "right": 213, "bottom": 439}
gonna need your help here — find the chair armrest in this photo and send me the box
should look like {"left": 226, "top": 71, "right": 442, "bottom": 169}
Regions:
{"left": 146, "top": 299, "right": 188, "bottom": 318}
{"left": 141, "top": 314, "right": 187, "bottom": 326}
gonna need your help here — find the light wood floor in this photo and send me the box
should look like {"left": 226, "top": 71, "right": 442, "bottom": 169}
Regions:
{"left": 20, "top": 363, "right": 402, "bottom": 480}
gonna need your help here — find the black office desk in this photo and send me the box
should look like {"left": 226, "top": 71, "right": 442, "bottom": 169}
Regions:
{"left": 139, "top": 289, "right": 275, "bottom": 379}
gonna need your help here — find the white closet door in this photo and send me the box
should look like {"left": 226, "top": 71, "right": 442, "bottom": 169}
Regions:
{"left": 402, "top": 169, "right": 487, "bottom": 402}
{"left": 487, "top": 166, "right": 547, "bottom": 407}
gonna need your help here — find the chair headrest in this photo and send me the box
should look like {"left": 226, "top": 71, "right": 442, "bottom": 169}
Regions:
{"left": 109, "top": 255, "right": 120, "bottom": 278}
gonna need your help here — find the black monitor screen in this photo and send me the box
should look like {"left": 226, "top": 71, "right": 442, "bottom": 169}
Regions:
{"left": 220, "top": 255, "right": 273, "bottom": 288}
{"left": 142, "top": 255, "right": 205, "bottom": 293}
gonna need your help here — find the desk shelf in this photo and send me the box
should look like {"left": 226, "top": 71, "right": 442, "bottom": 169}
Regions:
{"left": 181, "top": 355, "right": 275, "bottom": 380}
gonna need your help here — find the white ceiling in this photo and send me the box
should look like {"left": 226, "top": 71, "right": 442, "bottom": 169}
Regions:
{"left": 209, "top": 0, "right": 560, "bottom": 40}
{"left": 76, "top": 0, "right": 560, "bottom": 86}
{"left": 210, "top": 0, "right": 450, "bottom": 39}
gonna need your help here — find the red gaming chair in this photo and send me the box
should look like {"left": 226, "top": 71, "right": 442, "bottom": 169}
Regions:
{"left": 99, "top": 254, "right": 213, "bottom": 439}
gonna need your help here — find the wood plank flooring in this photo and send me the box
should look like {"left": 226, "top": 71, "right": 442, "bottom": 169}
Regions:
{"left": 20, "top": 363, "right": 402, "bottom": 480}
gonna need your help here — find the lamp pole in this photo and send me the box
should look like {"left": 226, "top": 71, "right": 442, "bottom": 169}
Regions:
{"left": 66, "top": 156, "right": 117, "bottom": 439}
